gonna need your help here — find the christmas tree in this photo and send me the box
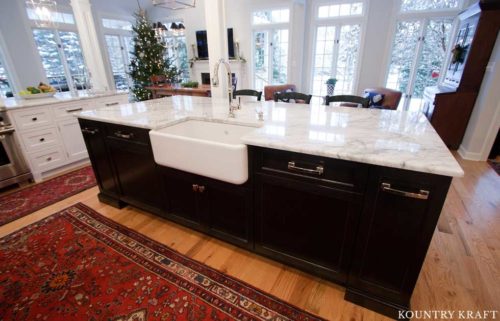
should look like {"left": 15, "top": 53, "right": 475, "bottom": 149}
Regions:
{"left": 128, "top": 11, "right": 180, "bottom": 101}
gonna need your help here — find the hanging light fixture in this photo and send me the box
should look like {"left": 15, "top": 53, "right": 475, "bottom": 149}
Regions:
{"left": 26, "top": 0, "right": 59, "bottom": 28}
{"left": 153, "top": 21, "right": 168, "bottom": 42}
{"left": 152, "top": 0, "right": 196, "bottom": 10}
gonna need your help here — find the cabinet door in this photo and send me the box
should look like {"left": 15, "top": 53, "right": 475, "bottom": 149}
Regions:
{"left": 200, "top": 179, "right": 252, "bottom": 248}
{"left": 347, "top": 167, "right": 452, "bottom": 314}
{"left": 59, "top": 119, "right": 88, "bottom": 162}
{"left": 79, "top": 119, "right": 118, "bottom": 197}
{"left": 254, "top": 173, "right": 363, "bottom": 283}
{"left": 161, "top": 168, "right": 203, "bottom": 230}
{"left": 106, "top": 136, "right": 163, "bottom": 213}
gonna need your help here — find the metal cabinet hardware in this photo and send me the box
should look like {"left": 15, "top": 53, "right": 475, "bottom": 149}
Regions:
{"left": 32, "top": 117, "right": 38, "bottom": 121}
{"left": 46, "top": 157, "right": 52, "bottom": 161}
{"left": 66, "top": 108, "right": 83, "bottom": 113}
{"left": 192, "top": 184, "right": 199, "bottom": 192}
{"left": 198, "top": 185, "right": 205, "bottom": 193}
{"left": 39, "top": 138, "right": 45, "bottom": 142}
{"left": 381, "top": 183, "right": 429, "bottom": 200}
{"left": 287, "top": 161, "right": 324, "bottom": 176}
{"left": 105, "top": 102, "right": 120, "bottom": 106}
{"left": 82, "top": 128, "right": 99, "bottom": 135}
{"left": 114, "top": 131, "right": 134, "bottom": 139}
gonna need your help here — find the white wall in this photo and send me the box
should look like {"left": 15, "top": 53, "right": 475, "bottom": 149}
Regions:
{"left": 459, "top": 32, "right": 500, "bottom": 161}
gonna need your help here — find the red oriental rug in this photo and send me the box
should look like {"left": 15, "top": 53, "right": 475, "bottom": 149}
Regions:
{"left": 0, "top": 203, "right": 325, "bottom": 321}
{"left": 0, "top": 166, "right": 96, "bottom": 226}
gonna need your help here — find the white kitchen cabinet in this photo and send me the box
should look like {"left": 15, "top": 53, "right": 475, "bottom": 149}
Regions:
{"left": 58, "top": 119, "right": 88, "bottom": 162}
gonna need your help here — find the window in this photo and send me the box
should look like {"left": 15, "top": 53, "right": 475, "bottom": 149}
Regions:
{"left": 318, "top": 2, "right": 363, "bottom": 18}
{"left": 400, "top": 0, "right": 459, "bottom": 12}
{"left": 310, "top": 1, "right": 364, "bottom": 97}
{"left": 26, "top": 8, "right": 75, "bottom": 24}
{"left": 102, "top": 18, "right": 132, "bottom": 31}
{"left": 385, "top": 0, "right": 459, "bottom": 110}
{"left": 164, "top": 35, "right": 189, "bottom": 82}
{"left": 252, "top": 9, "right": 290, "bottom": 90}
{"left": 32, "top": 29, "right": 88, "bottom": 91}
{"left": 252, "top": 9, "right": 290, "bottom": 25}
{"left": 0, "top": 50, "right": 13, "bottom": 97}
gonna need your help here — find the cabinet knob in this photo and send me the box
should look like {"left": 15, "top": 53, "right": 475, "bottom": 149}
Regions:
{"left": 192, "top": 184, "right": 199, "bottom": 192}
{"left": 198, "top": 185, "right": 205, "bottom": 193}
{"left": 32, "top": 117, "right": 38, "bottom": 122}
{"left": 39, "top": 137, "right": 45, "bottom": 142}
{"left": 46, "top": 157, "right": 52, "bottom": 162}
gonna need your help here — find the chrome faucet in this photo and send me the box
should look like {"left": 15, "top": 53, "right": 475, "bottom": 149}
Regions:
{"left": 212, "top": 58, "right": 237, "bottom": 117}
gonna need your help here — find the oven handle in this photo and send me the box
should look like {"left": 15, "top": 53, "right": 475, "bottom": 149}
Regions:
{"left": 0, "top": 128, "right": 15, "bottom": 136}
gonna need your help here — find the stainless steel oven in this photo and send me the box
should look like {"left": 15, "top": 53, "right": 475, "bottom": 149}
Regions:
{"left": 0, "top": 109, "right": 32, "bottom": 188}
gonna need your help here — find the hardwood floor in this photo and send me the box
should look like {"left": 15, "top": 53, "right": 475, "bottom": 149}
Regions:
{"left": 0, "top": 155, "right": 498, "bottom": 320}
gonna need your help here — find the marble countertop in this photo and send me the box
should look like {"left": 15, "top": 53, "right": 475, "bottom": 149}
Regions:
{"left": 0, "top": 90, "right": 128, "bottom": 110}
{"left": 76, "top": 96, "right": 464, "bottom": 177}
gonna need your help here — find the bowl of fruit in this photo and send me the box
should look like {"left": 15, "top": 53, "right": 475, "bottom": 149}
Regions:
{"left": 19, "top": 83, "right": 57, "bottom": 99}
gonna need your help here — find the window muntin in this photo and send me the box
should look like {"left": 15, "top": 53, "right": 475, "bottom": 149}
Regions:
{"left": 105, "top": 35, "right": 133, "bottom": 90}
{"left": 102, "top": 18, "right": 132, "bottom": 31}
{"left": 318, "top": 2, "right": 363, "bottom": 18}
{"left": 400, "top": 0, "right": 459, "bottom": 12}
{"left": 252, "top": 9, "right": 290, "bottom": 25}
{"left": 26, "top": 8, "right": 75, "bottom": 24}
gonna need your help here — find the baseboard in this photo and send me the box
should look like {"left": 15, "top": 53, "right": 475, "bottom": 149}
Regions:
{"left": 457, "top": 145, "right": 484, "bottom": 161}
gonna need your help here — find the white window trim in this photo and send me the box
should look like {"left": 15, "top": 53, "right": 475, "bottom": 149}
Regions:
{"left": 0, "top": 31, "right": 21, "bottom": 95}
{"left": 251, "top": 6, "right": 292, "bottom": 89}
{"left": 104, "top": 34, "right": 133, "bottom": 90}
{"left": 305, "top": 0, "right": 368, "bottom": 96}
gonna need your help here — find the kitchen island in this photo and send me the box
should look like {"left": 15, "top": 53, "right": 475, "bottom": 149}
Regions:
{"left": 76, "top": 96, "right": 463, "bottom": 319}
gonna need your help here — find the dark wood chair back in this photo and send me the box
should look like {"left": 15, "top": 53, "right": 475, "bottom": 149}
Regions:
{"left": 325, "top": 95, "right": 369, "bottom": 108}
{"left": 274, "top": 91, "right": 313, "bottom": 104}
{"left": 233, "top": 89, "right": 262, "bottom": 101}
{"left": 264, "top": 84, "right": 296, "bottom": 101}
{"left": 363, "top": 87, "right": 402, "bottom": 110}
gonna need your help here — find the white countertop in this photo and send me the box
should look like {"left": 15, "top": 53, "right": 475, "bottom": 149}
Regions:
{"left": 0, "top": 90, "right": 128, "bottom": 110}
{"left": 76, "top": 96, "right": 464, "bottom": 177}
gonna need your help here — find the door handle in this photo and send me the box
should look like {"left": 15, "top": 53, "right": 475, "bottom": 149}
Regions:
{"left": 381, "top": 183, "right": 429, "bottom": 200}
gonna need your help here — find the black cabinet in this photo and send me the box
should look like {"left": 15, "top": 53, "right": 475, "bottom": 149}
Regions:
{"left": 161, "top": 167, "right": 252, "bottom": 249}
{"left": 78, "top": 119, "right": 122, "bottom": 207}
{"left": 251, "top": 147, "right": 368, "bottom": 283}
{"left": 79, "top": 120, "right": 163, "bottom": 213}
{"left": 346, "top": 166, "right": 452, "bottom": 318}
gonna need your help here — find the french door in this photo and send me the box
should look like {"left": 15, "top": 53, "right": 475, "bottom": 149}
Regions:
{"left": 253, "top": 28, "right": 289, "bottom": 90}
{"left": 385, "top": 18, "right": 454, "bottom": 110}
{"left": 311, "top": 23, "right": 361, "bottom": 97}
{"left": 105, "top": 34, "right": 133, "bottom": 90}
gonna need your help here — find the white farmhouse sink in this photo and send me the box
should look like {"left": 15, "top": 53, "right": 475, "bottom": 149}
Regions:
{"left": 150, "top": 120, "right": 257, "bottom": 184}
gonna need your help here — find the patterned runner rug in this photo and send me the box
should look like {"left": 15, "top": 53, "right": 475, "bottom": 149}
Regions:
{"left": 0, "top": 203, "right": 325, "bottom": 321}
{"left": 0, "top": 166, "right": 96, "bottom": 226}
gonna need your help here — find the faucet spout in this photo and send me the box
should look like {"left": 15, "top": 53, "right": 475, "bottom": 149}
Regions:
{"left": 212, "top": 58, "right": 235, "bottom": 117}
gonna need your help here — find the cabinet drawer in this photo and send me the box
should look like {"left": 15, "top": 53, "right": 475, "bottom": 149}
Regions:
{"left": 251, "top": 147, "right": 368, "bottom": 192}
{"left": 20, "top": 126, "right": 59, "bottom": 151}
{"left": 105, "top": 123, "right": 150, "bottom": 145}
{"left": 53, "top": 102, "right": 90, "bottom": 120}
{"left": 29, "top": 146, "right": 66, "bottom": 172}
{"left": 96, "top": 95, "right": 129, "bottom": 109}
{"left": 12, "top": 107, "right": 53, "bottom": 130}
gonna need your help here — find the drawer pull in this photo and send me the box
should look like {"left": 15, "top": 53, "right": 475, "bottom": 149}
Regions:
{"left": 105, "top": 102, "right": 120, "bottom": 106}
{"left": 198, "top": 185, "right": 206, "bottom": 193}
{"left": 66, "top": 108, "right": 83, "bottom": 113}
{"left": 39, "top": 137, "right": 45, "bottom": 142}
{"left": 114, "top": 131, "right": 134, "bottom": 139}
{"left": 381, "top": 183, "right": 429, "bottom": 200}
{"left": 82, "top": 128, "right": 99, "bottom": 135}
{"left": 192, "top": 184, "right": 199, "bottom": 192}
{"left": 287, "top": 161, "right": 324, "bottom": 176}
{"left": 32, "top": 117, "right": 38, "bottom": 121}
{"left": 46, "top": 157, "right": 52, "bottom": 162}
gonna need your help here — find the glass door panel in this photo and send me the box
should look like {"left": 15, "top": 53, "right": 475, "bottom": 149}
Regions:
{"left": 105, "top": 35, "right": 128, "bottom": 90}
{"left": 271, "top": 29, "right": 288, "bottom": 84}
{"left": 253, "top": 30, "right": 269, "bottom": 90}
{"left": 386, "top": 20, "right": 422, "bottom": 97}
{"left": 59, "top": 31, "right": 87, "bottom": 90}
{"left": 33, "top": 29, "right": 67, "bottom": 90}
{"left": 312, "top": 26, "right": 335, "bottom": 96}
{"left": 335, "top": 24, "right": 360, "bottom": 94}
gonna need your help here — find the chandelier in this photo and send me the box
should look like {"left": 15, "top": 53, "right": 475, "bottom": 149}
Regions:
{"left": 26, "top": 0, "right": 59, "bottom": 28}
{"left": 152, "top": 0, "right": 196, "bottom": 10}
{"left": 153, "top": 21, "right": 186, "bottom": 44}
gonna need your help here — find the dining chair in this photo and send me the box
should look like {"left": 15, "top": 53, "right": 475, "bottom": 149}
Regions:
{"left": 363, "top": 87, "right": 402, "bottom": 110}
{"left": 274, "top": 91, "right": 313, "bottom": 104}
{"left": 233, "top": 89, "right": 262, "bottom": 101}
{"left": 324, "top": 95, "right": 370, "bottom": 108}
{"left": 264, "top": 84, "right": 297, "bottom": 101}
